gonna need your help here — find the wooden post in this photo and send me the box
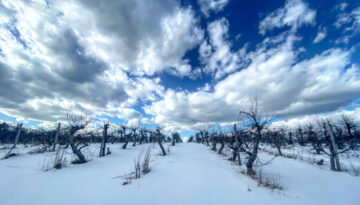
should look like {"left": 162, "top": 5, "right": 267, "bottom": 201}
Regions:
{"left": 53, "top": 122, "right": 61, "bottom": 151}
{"left": 99, "top": 123, "right": 109, "bottom": 157}
{"left": 12, "top": 123, "right": 23, "bottom": 149}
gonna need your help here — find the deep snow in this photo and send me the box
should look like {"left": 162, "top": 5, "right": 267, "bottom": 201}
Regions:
{"left": 0, "top": 143, "right": 359, "bottom": 205}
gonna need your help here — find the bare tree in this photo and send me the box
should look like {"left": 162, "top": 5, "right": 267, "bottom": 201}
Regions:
{"left": 199, "top": 129, "right": 210, "bottom": 146}
{"left": 238, "top": 97, "right": 270, "bottom": 175}
{"left": 314, "top": 118, "right": 352, "bottom": 171}
{"left": 296, "top": 125, "right": 306, "bottom": 146}
{"left": 66, "top": 111, "right": 89, "bottom": 164}
{"left": 139, "top": 128, "right": 147, "bottom": 144}
{"left": 341, "top": 115, "right": 358, "bottom": 149}
{"left": 326, "top": 122, "right": 341, "bottom": 171}
{"left": 195, "top": 132, "right": 202, "bottom": 143}
{"left": 217, "top": 131, "right": 225, "bottom": 155}
{"left": 210, "top": 133, "right": 217, "bottom": 151}
{"left": 156, "top": 128, "right": 166, "bottom": 156}
{"left": 306, "top": 124, "right": 323, "bottom": 154}
{"left": 188, "top": 136, "right": 194, "bottom": 142}
{"left": 171, "top": 132, "right": 180, "bottom": 146}
{"left": 121, "top": 125, "right": 129, "bottom": 149}
{"left": 266, "top": 129, "right": 286, "bottom": 156}
{"left": 288, "top": 130, "right": 294, "bottom": 145}
{"left": 131, "top": 126, "right": 138, "bottom": 147}
{"left": 229, "top": 124, "right": 242, "bottom": 165}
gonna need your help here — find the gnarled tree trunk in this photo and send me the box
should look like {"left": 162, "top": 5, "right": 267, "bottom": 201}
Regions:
{"left": 156, "top": 130, "right": 166, "bottom": 156}
{"left": 218, "top": 136, "right": 224, "bottom": 154}
{"left": 69, "top": 125, "right": 87, "bottom": 164}
{"left": 326, "top": 123, "right": 341, "bottom": 171}
{"left": 69, "top": 130, "right": 86, "bottom": 163}
{"left": 246, "top": 129, "right": 262, "bottom": 175}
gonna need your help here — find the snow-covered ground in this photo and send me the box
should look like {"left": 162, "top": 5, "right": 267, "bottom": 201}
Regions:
{"left": 0, "top": 143, "right": 359, "bottom": 205}
{"left": 259, "top": 144, "right": 360, "bottom": 174}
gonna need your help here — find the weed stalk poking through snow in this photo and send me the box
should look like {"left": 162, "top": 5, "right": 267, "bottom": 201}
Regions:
{"left": 142, "top": 146, "right": 152, "bottom": 174}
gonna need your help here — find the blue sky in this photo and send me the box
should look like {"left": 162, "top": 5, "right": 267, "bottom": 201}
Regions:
{"left": 0, "top": 0, "right": 360, "bottom": 137}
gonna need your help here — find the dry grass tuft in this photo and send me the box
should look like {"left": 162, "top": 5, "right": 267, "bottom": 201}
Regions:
{"left": 142, "top": 146, "right": 152, "bottom": 175}
{"left": 241, "top": 169, "right": 283, "bottom": 191}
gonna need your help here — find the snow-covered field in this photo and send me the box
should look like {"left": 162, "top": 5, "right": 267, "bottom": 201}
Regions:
{"left": 0, "top": 143, "right": 360, "bottom": 205}
{"left": 259, "top": 144, "right": 360, "bottom": 174}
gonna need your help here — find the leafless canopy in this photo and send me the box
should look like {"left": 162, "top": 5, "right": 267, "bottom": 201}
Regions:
{"left": 238, "top": 96, "right": 270, "bottom": 132}
{"left": 65, "top": 107, "right": 90, "bottom": 135}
